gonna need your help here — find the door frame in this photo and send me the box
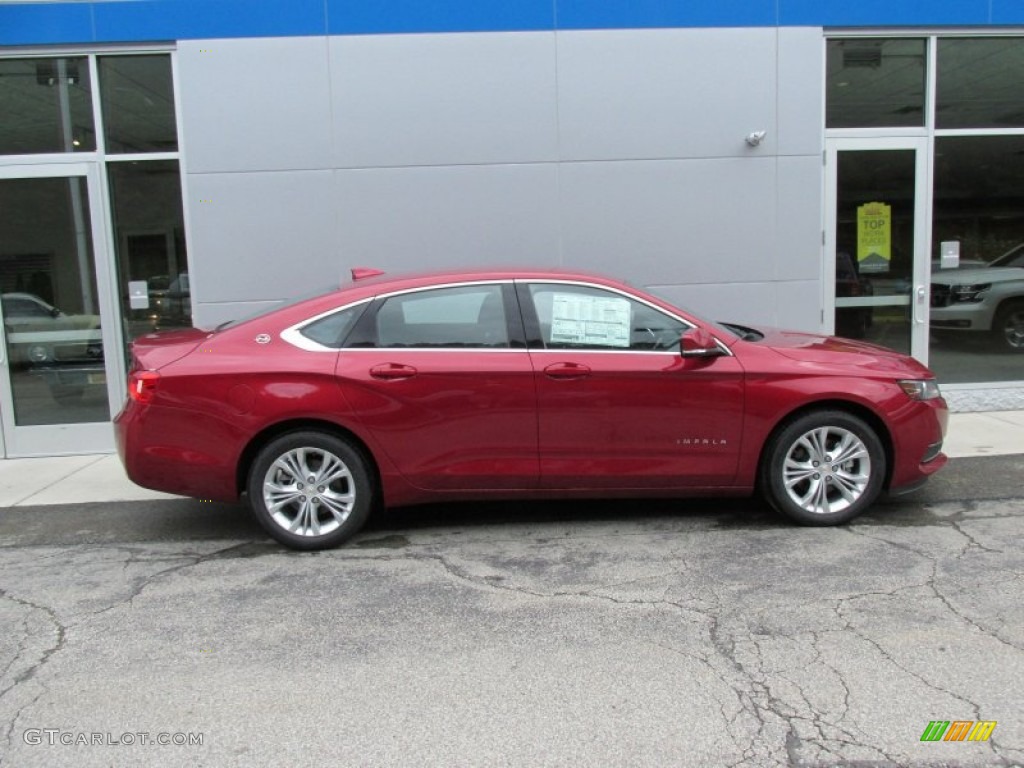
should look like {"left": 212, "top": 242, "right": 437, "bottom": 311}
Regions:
{"left": 824, "top": 136, "right": 932, "bottom": 364}
{"left": 0, "top": 162, "right": 127, "bottom": 457}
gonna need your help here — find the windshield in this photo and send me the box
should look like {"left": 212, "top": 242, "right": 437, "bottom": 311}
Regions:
{"left": 641, "top": 284, "right": 742, "bottom": 341}
{"left": 991, "top": 245, "right": 1024, "bottom": 269}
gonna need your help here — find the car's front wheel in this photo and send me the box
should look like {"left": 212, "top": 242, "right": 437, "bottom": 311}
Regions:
{"left": 993, "top": 300, "right": 1024, "bottom": 352}
{"left": 761, "top": 410, "right": 885, "bottom": 526}
{"left": 247, "top": 431, "right": 373, "bottom": 550}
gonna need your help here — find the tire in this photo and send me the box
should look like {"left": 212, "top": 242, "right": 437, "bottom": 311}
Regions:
{"left": 246, "top": 431, "right": 373, "bottom": 550}
{"left": 993, "top": 301, "right": 1024, "bottom": 352}
{"left": 761, "top": 410, "right": 885, "bottom": 526}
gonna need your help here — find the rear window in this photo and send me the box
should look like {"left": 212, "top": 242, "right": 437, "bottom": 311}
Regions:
{"left": 299, "top": 304, "right": 367, "bottom": 349}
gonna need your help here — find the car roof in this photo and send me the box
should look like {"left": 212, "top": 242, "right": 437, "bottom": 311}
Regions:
{"left": 341, "top": 267, "right": 628, "bottom": 295}
{"left": 218, "top": 267, "right": 644, "bottom": 333}
{"left": 2, "top": 292, "right": 52, "bottom": 305}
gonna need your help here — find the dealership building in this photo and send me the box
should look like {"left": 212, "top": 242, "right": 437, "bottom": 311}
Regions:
{"left": 1, "top": 0, "right": 1023, "bottom": 457}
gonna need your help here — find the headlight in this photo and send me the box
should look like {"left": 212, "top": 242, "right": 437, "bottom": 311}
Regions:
{"left": 899, "top": 379, "right": 942, "bottom": 401}
{"left": 950, "top": 283, "right": 991, "bottom": 303}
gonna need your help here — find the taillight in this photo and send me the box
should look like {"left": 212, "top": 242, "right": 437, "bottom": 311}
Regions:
{"left": 128, "top": 370, "right": 160, "bottom": 404}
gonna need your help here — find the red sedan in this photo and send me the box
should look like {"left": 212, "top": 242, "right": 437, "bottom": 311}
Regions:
{"left": 115, "top": 269, "right": 948, "bottom": 550}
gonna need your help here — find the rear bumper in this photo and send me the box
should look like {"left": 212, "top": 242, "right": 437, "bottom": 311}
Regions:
{"left": 114, "top": 400, "right": 239, "bottom": 502}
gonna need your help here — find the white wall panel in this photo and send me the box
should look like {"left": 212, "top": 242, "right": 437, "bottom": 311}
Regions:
{"left": 775, "top": 279, "right": 822, "bottom": 332}
{"left": 331, "top": 32, "right": 559, "bottom": 168}
{"left": 192, "top": 300, "right": 282, "bottom": 331}
{"left": 177, "top": 28, "right": 828, "bottom": 333}
{"left": 187, "top": 170, "right": 338, "bottom": 303}
{"left": 334, "top": 164, "right": 561, "bottom": 271}
{"left": 649, "top": 281, "right": 782, "bottom": 328}
{"left": 775, "top": 155, "right": 823, "bottom": 281}
{"left": 777, "top": 27, "right": 824, "bottom": 157}
{"left": 178, "top": 37, "right": 333, "bottom": 173}
{"left": 558, "top": 157, "right": 777, "bottom": 287}
{"left": 557, "top": 28, "right": 777, "bottom": 161}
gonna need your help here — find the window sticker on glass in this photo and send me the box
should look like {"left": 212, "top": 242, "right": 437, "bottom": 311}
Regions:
{"left": 550, "top": 292, "right": 631, "bottom": 347}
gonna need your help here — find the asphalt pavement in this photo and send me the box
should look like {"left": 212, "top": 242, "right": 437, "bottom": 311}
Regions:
{"left": 0, "top": 412, "right": 1022, "bottom": 767}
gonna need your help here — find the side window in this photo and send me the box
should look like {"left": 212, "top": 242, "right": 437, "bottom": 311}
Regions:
{"left": 527, "top": 284, "right": 687, "bottom": 351}
{"left": 371, "top": 285, "right": 509, "bottom": 348}
{"left": 300, "top": 304, "right": 365, "bottom": 349}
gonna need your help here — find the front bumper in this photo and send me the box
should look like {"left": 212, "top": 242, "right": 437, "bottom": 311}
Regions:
{"left": 930, "top": 301, "right": 995, "bottom": 331}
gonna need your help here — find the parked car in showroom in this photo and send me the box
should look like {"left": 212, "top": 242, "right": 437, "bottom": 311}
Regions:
{"left": 931, "top": 243, "right": 1024, "bottom": 351}
{"left": 1, "top": 292, "right": 105, "bottom": 404}
{"left": 116, "top": 268, "right": 948, "bottom": 550}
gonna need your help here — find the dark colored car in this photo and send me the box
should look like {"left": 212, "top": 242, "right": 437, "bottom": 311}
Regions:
{"left": 115, "top": 269, "right": 948, "bottom": 550}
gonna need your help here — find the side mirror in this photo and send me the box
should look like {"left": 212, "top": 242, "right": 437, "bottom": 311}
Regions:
{"left": 680, "top": 327, "right": 724, "bottom": 358}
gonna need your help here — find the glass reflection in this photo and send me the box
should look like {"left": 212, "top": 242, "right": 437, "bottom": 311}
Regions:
{"left": 99, "top": 55, "right": 178, "bottom": 153}
{"left": 0, "top": 178, "right": 108, "bottom": 425}
{"left": 930, "top": 136, "right": 1024, "bottom": 381}
{"left": 937, "top": 38, "right": 1024, "bottom": 129}
{"left": 0, "top": 57, "right": 96, "bottom": 154}
{"left": 107, "top": 161, "right": 191, "bottom": 341}
{"left": 827, "top": 39, "right": 926, "bottom": 129}
{"left": 835, "top": 150, "right": 916, "bottom": 355}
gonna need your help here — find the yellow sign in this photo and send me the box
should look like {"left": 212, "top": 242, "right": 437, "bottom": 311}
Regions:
{"left": 857, "top": 202, "right": 891, "bottom": 274}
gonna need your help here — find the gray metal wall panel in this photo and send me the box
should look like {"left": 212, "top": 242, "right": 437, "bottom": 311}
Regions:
{"left": 775, "top": 155, "right": 823, "bottom": 282}
{"left": 330, "top": 33, "right": 559, "bottom": 168}
{"left": 556, "top": 28, "right": 777, "bottom": 161}
{"left": 649, "top": 282, "right": 781, "bottom": 328}
{"left": 178, "top": 38, "right": 333, "bottom": 173}
{"left": 177, "top": 28, "right": 826, "bottom": 334}
{"left": 334, "top": 164, "right": 561, "bottom": 271}
{"left": 777, "top": 27, "right": 824, "bottom": 157}
{"left": 192, "top": 300, "right": 281, "bottom": 330}
{"left": 775, "top": 279, "right": 822, "bottom": 331}
{"left": 187, "top": 170, "right": 338, "bottom": 303}
{"left": 559, "top": 157, "right": 778, "bottom": 287}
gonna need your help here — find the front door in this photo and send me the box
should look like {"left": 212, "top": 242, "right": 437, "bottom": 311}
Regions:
{"left": 0, "top": 164, "right": 125, "bottom": 457}
{"left": 825, "top": 138, "right": 930, "bottom": 362}
{"left": 518, "top": 281, "right": 745, "bottom": 489}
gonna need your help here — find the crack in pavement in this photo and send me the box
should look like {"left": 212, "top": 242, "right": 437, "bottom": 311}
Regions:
{"left": 0, "top": 587, "right": 66, "bottom": 761}
{"left": 0, "top": 540, "right": 260, "bottom": 760}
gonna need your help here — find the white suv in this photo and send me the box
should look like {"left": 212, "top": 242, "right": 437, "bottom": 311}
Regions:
{"left": 930, "top": 244, "right": 1024, "bottom": 352}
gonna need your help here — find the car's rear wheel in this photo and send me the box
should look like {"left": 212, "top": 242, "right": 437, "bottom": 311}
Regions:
{"left": 993, "top": 301, "right": 1024, "bottom": 352}
{"left": 761, "top": 410, "right": 885, "bottom": 526}
{"left": 247, "top": 431, "right": 373, "bottom": 550}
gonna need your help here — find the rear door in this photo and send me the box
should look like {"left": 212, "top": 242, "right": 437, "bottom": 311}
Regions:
{"left": 518, "top": 281, "right": 745, "bottom": 489}
{"left": 334, "top": 282, "right": 538, "bottom": 491}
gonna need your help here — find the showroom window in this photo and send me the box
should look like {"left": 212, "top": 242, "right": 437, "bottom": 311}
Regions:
{"left": 0, "top": 57, "right": 96, "bottom": 153}
{"left": 826, "top": 39, "right": 927, "bottom": 129}
{"left": 827, "top": 35, "right": 1024, "bottom": 386}
{"left": 0, "top": 52, "right": 190, "bottom": 440}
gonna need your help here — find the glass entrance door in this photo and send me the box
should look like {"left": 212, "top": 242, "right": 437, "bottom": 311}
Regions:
{"left": 825, "top": 139, "right": 930, "bottom": 362}
{"left": 0, "top": 164, "right": 124, "bottom": 457}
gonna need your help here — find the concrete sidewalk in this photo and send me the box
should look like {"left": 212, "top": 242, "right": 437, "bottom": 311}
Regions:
{"left": 0, "top": 410, "right": 1021, "bottom": 508}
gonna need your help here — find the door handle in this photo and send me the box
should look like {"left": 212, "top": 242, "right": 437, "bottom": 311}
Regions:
{"left": 914, "top": 285, "right": 926, "bottom": 324}
{"left": 370, "top": 363, "right": 418, "bottom": 380}
{"left": 543, "top": 362, "right": 591, "bottom": 380}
